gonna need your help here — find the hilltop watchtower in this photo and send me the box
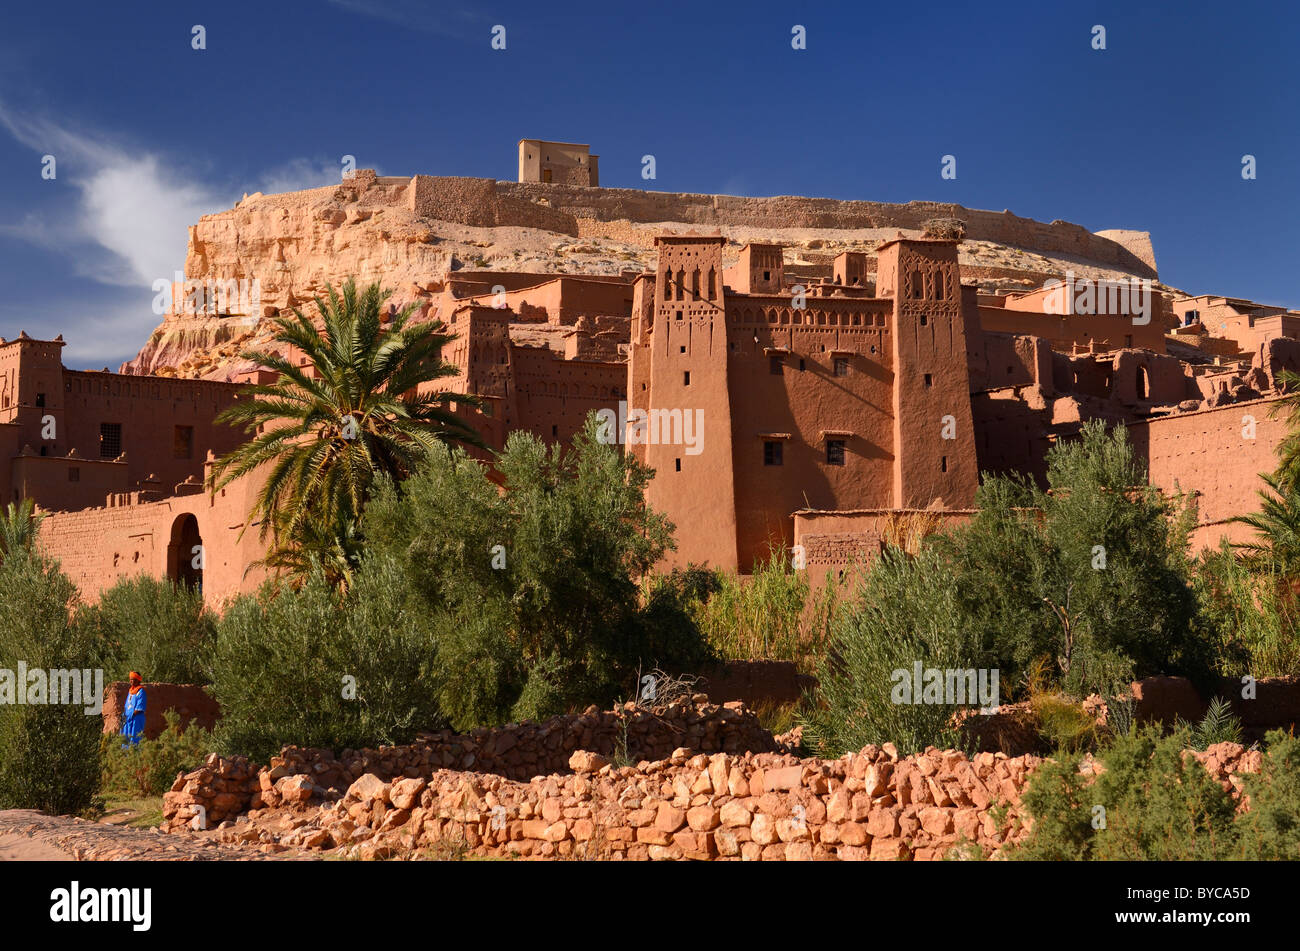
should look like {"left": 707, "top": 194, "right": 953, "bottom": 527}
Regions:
{"left": 517, "top": 140, "right": 599, "bottom": 186}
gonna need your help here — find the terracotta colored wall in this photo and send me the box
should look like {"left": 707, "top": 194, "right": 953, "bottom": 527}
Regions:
{"left": 455, "top": 276, "right": 632, "bottom": 326}
{"left": 494, "top": 182, "right": 1158, "bottom": 278}
{"left": 38, "top": 466, "right": 270, "bottom": 605}
{"left": 1127, "top": 396, "right": 1285, "bottom": 550}
{"left": 725, "top": 296, "right": 895, "bottom": 569}
{"left": 978, "top": 304, "right": 1169, "bottom": 354}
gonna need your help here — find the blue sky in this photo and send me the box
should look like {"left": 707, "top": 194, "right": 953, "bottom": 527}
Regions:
{"left": 0, "top": 0, "right": 1296, "bottom": 367}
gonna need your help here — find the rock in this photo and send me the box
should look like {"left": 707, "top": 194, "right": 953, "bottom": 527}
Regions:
{"left": 750, "top": 813, "right": 778, "bottom": 845}
{"left": 277, "top": 774, "right": 315, "bottom": 805}
{"left": 346, "top": 773, "right": 389, "bottom": 805}
{"left": 568, "top": 750, "right": 610, "bottom": 773}
{"left": 719, "top": 800, "right": 753, "bottom": 828}
{"left": 764, "top": 765, "right": 803, "bottom": 791}
{"left": 654, "top": 803, "right": 686, "bottom": 834}
{"left": 389, "top": 778, "right": 426, "bottom": 811}
{"left": 686, "top": 805, "right": 721, "bottom": 832}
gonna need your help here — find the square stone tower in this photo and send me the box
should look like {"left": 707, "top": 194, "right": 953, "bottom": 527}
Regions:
{"left": 517, "top": 140, "right": 599, "bottom": 186}
{"left": 877, "top": 238, "right": 978, "bottom": 509}
{"left": 628, "top": 233, "right": 739, "bottom": 569}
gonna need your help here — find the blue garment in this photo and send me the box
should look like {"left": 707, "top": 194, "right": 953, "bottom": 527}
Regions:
{"left": 121, "top": 687, "right": 146, "bottom": 748}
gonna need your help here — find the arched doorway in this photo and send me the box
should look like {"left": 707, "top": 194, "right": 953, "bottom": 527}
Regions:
{"left": 167, "top": 514, "right": 203, "bottom": 591}
{"left": 1136, "top": 365, "right": 1150, "bottom": 401}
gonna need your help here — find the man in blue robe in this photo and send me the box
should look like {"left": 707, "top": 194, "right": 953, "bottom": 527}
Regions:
{"left": 121, "top": 672, "right": 146, "bottom": 748}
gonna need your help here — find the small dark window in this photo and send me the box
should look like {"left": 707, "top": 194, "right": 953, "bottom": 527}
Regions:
{"left": 68, "top": 467, "right": 80, "bottom": 483}
{"left": 769, "top": 355, "right": 783, "bottom": 375}
{"left": 675, "top": 310, "right": 683, "bottom": 320}
{"left": 764, "top": 441, "right": 783, "bottom": 466}
{"left": 675, "top": 458, "right": 681, "bottom": 472}
{"left": 35, "top": 393, "right": 45, "bottom": 407}
{"left": 684, "top": 371, "right": 691, "bottom": 386}
{"left": 763, "top": 270, "right": 771, "bottom": 281}
{"left": 680, "top": 345, "right": 686, "bottom": 353}
{"left": 826, "top": 439, "right": 846, "bottom": 466}
{"left": 919, "top": 314, "right": 928, "bottom": 326}
{"left": 551, "top": 425, "right": 558, "bottom": 438}
{"left": 99, "top": 422, "right": 122, "bottom": 459}
{"left": 174, "top": 425, "right": 194, "bottom": 459}
{"left": 941, "top": 456, "right": 948, "bottom": 472}
{"left": 924, "top": 373, "right": 933, "bottom": 387}
{"left": 833, "top": 357, "right": 849, "bottom": 377}
{"left": 799, "top": 359, "right": 806, "bottom": 372}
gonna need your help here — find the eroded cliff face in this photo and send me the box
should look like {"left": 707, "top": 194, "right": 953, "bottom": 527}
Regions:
{"left": 121, "top": 315, "right": 257, "bottom": 380}
{"left": 121, "top": 170, "right": 1168, "bottom": 381}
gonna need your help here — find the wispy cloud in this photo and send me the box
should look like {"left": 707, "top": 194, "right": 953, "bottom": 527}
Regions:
{"left": 0, "top": 103, "right": 357, "bottom": 288}
{"left": 0, "top": 103, "right": 230, "bottom": 286}
{"left": 0, "top": 102, "right": 356, "bottom": 357}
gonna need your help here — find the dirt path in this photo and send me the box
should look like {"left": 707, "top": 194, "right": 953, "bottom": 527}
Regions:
{"left": 0, "top": 831, "right": 73, "bottom": 861}
{"left": 0, "top": 810, "right": 301, "bottom": 861}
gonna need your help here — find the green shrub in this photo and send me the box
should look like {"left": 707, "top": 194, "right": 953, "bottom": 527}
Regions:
{"left": 939, "top": 420, "right": 1209, "bottom": 696}
{"left": 101, "top": 710, "right": 214, "bottom": 797}
{"left": 363, "top": 414, "right": 715, "bottom": 726}
{"left": 689, "top": 552, "right": 844, "bottom": 663}
{"left": 1236, "top": 730, "right": 1300, "bottom": 859}
{"left": 0, "top": 551, "right": 104, "bottom": 815}
{"left": 1194, "top": 542, "right": 1300, "bottom": 678}
{"left": 208, "top": 558, "right": 443, "bottom": 762}
{"left": 801, "top": 545, "right": 983, "bottom": 756}
{"left": 80, "top": 575, "right": 216, "bottom": 684}
{"left": 1009, "top": 725, "right": 1296, "bottom": 860}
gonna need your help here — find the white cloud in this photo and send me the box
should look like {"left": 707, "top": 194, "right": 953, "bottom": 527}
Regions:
{"left": 0, "top": 103, "right": 231, "bottom": 287}
{"left": 0, "top": 103, "right": 360, "bottom": 288}
{"left": 0, "top": 102, "right": 362, "bottom": 357}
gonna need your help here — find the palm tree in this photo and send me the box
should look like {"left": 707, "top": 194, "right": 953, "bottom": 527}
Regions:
{"left": 210, "top": 278, "right": 481, "bottom": 561}
{"left": 1267, "top": 368, "right": 1300, "bottom": 490}
{"left": 1231, "top": 470, "right": 1300, "bottom": 576}
{"left": 0, "top": 498, "right": 43, "bottom": 563}
{"left": 247, "top": 506, "right": 365, "bottom": 594}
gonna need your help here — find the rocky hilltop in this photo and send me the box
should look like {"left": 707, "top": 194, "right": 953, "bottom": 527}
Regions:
{"left": 123, "top": 170, "right": 1169, "bottom": 380}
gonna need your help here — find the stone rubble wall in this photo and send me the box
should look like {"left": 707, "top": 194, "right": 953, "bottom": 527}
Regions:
{"left": 163, "top": 699, "right": 778, "bottom": 829}
{"left": 191, "top": 739, "right": 1264, "bottom": 860}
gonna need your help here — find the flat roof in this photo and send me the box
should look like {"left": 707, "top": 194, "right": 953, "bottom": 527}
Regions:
{"left": 517, "top": 139, "right": 591, "bottom": 149}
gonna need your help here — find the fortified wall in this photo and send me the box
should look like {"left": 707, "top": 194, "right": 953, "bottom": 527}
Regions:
{"left": 493, "top": 181, "right": 1158, "bottom": 278}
